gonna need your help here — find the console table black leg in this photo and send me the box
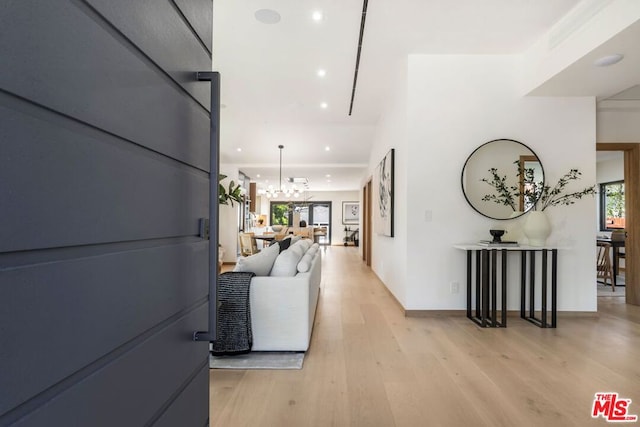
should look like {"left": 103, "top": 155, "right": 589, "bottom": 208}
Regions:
{"left": 466, "top": 250, "right": 472, "bottom": 319}
{"left": 552, "top": 249, "right": 558, "bottom": 328}
{"left": 482, "top": 249, "right": 489, "bottom": 327}
{"left": 491, "top": 249, "right": 497, "bottom": 327}
{"left": 475, "top": 251, "right": 481, "bottom": 319}
{"left": 541, "top": 249, "right": 548, "bottom": 328}
{"left": 529, "top": 251, "right": 535, "bottom": 319}
{"left": 501, "top": 249, "right": 507, "bottom": 326}
{"left": 520, "top": 251, "right": 526, "bottom": 319}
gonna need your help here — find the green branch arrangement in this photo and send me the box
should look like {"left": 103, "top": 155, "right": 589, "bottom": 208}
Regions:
{"left": 480, "top": 167, "right": 518, "bottom": 211}
{"left": 218, "top": 174, "right": 244, "bottom": 206}
{"left": 533, "top": 169, "right": 596, "bottom": 211}
{"left": 481, "top": 164, "right": 596, "bottom": 212}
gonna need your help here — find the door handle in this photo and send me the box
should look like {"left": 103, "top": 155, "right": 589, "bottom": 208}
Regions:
{"left": 193, "top": 71, "right": 220, "bottom": 343}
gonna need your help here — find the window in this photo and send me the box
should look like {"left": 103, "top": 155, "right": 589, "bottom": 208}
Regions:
{"left": 270, "top": 202, "right": 290, "bottom": 226}
{"left": 599, "top": 180, "right": 625, "bottom": 231}
{"left": 269, "top": 201, "right": 332, "bottom": 244}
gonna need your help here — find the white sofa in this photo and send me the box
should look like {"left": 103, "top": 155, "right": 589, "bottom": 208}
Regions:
{"left": 233, "top": 237, "right": 321, "bottom": 351}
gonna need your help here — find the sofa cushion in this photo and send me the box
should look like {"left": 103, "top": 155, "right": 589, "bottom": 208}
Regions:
{"left": 296, "top": 251, "right": 316, "bottom": 273}
{"left": 289, "top": 240, "right": 307, "bottom": 258}
{"left": 278, "top": 236, "right": 292, "bottom": 252}
{"left": 307, "top": 244, "right": 318, "bottom": 257}
{"left": 270, "top": 244, "right": 306, "bottom": 277}
{"left": 233, "top": 242, "right": 279, "bottom": 276}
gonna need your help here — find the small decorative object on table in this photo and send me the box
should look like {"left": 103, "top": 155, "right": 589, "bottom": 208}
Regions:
{"left": 489, "top": 229, "right": 505, "bottom": 243}
{"left": 477, "top": 229, "right": 518, "bottom": 246}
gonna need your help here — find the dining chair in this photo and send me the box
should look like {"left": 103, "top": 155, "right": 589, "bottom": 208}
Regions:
{"left": 239, "top": 232, "right": 259, "bottom": 257}
{"left": 596, "top": 241, "right": 614, "bottom": 291}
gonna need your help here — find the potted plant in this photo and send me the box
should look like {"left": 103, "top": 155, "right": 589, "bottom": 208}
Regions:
{"left": 219, "top": 174, "right": 244, "bottom": 206}
{"left": 522, "top": 169, "right": 596, "bottom": 246}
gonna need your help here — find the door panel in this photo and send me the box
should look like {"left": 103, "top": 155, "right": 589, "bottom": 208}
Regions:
{"left": 0, "top": 241, "right": 208, "bottom": 416}
{"left": 0, "top": 0, "right": 210, "bottom": 170}
{"left": 10, "top": 306, "right": 208, "bottom": 427}
{"left": 0, "top": 0, "right": 212, "bottom": 425}
{"left": 85, "top": 0, "right": 212, "bottom": 108}
{"left": 0, "top": 98, "right": 208, "bottom": 252}
{"left": 172, "top": 0, "right": 214, "bottom": 54}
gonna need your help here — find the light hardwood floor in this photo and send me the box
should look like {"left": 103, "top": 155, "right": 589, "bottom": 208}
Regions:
{"left": 211, "top": 246, "right": 640, "bottom": 427}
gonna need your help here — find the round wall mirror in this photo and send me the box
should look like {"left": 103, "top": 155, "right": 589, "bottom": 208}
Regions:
{"left": 461, "top": 139, "right": 544, "bottom": 220}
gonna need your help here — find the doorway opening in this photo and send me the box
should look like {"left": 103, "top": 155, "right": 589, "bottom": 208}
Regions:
{"left": 596, "top": 143, "right": 639, "bottom": 306}
{"left": 270, "top": 201, "right": 332, "bottom": 245}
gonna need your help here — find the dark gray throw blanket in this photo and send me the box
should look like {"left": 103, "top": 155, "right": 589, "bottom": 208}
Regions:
{"left": 211, "top": 271, "right": 256, "bottom": 355}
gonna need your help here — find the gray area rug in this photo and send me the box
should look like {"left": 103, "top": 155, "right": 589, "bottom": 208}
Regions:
{"left": 597, "top": 283, "right": 625, "bottom": 297}
{"left": 209, "top": 352, "right": 305, "bottom": 370}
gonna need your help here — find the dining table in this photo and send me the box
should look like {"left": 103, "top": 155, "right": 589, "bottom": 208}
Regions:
{"left": 253, "top": 234, "right": 277, "bottom": 248}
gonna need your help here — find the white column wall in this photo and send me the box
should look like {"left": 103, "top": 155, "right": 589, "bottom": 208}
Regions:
{"left": 219, "top": 164, "right": 240, "bottom": 262}
{"left": 399, "top": 54, "right": 597, "bottom": 312}
{"left": 367, "top": 60, "right": 409, "bottom": 307}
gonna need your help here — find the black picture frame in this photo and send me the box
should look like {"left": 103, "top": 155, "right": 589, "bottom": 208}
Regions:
{"left": 374, "top": 148, "right": 394, "bottom": 237}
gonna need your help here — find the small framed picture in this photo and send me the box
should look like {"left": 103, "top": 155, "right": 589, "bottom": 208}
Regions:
{"left": 342, "top": 201, "right": 360, "bottom": 224}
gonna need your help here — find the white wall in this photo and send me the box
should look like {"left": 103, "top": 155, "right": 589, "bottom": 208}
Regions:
{"left": 219, "top": 164, "right": 240, "bottom": 262}
{"left": 597, "top": 108, "right": 640, "bottom": 142}
{"left": 367, "top": 59, "right": 408, "bottom": 307}
{"left": 597, "top": 156, "right": 624, "bottom": 184}
{"left": 368, "top": 54, "right": 597, "bottom": 312}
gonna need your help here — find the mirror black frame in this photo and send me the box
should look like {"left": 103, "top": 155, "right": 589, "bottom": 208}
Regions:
{"left": 461, "top": 138, "right": 544, "bottom": 220}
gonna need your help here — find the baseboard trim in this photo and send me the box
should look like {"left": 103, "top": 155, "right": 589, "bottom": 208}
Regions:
{"left": 405, "top": 310, "right": 466, "bottom": 317}
{"left": 406, "top": 310, "right": 599, "bottom": 318}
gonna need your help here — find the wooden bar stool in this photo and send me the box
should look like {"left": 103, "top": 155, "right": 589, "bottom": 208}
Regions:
{"left": 597, "top": 241, "right": 614, "bottom": 291}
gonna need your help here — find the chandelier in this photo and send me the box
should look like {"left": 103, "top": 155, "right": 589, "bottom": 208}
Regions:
{"left": 262, "top": 145, "right": 301, "bottom": 198}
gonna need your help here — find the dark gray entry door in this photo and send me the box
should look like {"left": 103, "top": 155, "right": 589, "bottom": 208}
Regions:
{"left": 0, "top": 1, "right": 213, "bottom": 425}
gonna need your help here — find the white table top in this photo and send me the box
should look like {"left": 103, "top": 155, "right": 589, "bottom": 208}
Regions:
{"left": 453, "top": 243, "right": 563, "bottom": 251}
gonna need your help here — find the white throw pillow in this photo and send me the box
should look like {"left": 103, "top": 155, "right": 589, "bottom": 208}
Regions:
{"left": 233, "top": 242, "right": 279, "bottom": 276}
{"left": 297, "top": 252, "right": 315, "bottom": 273}
{"left": 271, "top": 245, "right": 305, "bottom": 276}
{"left": 306, "top": 245, "right": 318, "bottom": 257}
{"left": 289, "top": 241, "right": 307, "bottom": 258}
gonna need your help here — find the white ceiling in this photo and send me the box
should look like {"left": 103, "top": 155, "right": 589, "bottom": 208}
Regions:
{"left": 212, "top": 0, "right": 637, "bottom": 192}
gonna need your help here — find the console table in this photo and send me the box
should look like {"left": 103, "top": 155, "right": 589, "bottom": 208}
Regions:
{"left": 453, "top": 244, "right": 558, "bottom": 328}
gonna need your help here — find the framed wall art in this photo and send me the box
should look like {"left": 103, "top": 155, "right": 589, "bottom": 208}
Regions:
{"left": 342, "top": 201, "right": 360, "bottom": 224}
{"left": 374, "top": 148, "right": 394, "bottom": 237}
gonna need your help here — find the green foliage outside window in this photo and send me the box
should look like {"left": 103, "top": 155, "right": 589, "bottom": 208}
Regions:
{"left": 605, "top": 183, "right": 625, "bottom": 218}
{"left": 271, "top": 203, "right": 289, "bottom": 225}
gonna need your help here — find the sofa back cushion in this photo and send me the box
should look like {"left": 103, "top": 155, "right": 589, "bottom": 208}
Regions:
{"left": 233, "top": 241, "right": 280, "bottom": 276}
{"left": 270, "top": 240, "right": 307, "bottom": 277}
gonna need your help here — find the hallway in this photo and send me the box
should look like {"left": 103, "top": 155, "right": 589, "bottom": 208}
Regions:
{"left": 210, "top": 246, "right": 640, "bottom": 426}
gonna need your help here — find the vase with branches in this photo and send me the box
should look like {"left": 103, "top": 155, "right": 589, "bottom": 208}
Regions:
{"left": 526, "top": 169, "right": 596, "bottom": 211}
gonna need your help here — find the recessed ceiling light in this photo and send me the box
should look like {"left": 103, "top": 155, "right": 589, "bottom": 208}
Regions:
{"left": 255, "top": 9, "right": 281, "bottom": 24}
{"left": 236, "top": 148, "right": 242, "bottom": 152}
{"left": 256, "top": 174, "right": 261, "bottom": 178}
{"left": 320, "top": 102, "right": 328, "bottom": 109}
{"left": 327, "top": 179, "right": 332, "bottom": 183}
{"left": 325, "top": 146, "right": 330, "bottom": 151}
{"left": 317, "top": 69, "right": 326, "bottom": 78}
{"left": 325, "top": 174, "right": 331, "bottom": 178}
{"left": 594, "top": 54, "right": 624, "bottom": 67}
{"left": 312, "top": 10, "right": 323, "bottom": 21}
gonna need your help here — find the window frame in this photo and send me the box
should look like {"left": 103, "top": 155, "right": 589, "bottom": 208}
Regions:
{"left": 599, "top": 180, "right": 625, "bottom": 231}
